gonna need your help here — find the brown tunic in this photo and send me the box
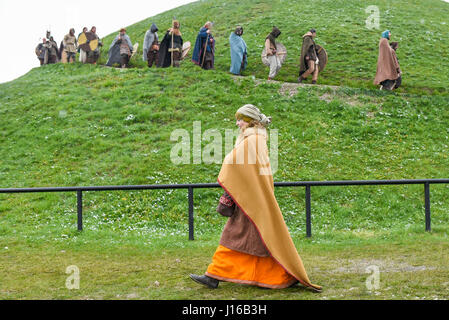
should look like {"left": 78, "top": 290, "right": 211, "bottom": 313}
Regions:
{"left": 217, "top": 193, "right": 270, "bottom": 257}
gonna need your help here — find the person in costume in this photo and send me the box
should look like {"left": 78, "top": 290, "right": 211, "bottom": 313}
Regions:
{"left": 229, "top": 26, "right": 247, "bottom": 75}
{"left": 157, "top": 20, "right": 183, "bottom": 68}
{"left": 298, "top": 28, "right": 319, "bottom": 84}
{"left": 189, "top": 104, "right": 322, "bottom": 292}
{"left": 106, "top": 28, "right": 134, "bottom": 68}
{"left": 86, "top": 26, "right": 103, "bottom": 64}
{"left": 263, "top": 26, "right": 282, "bottom": 80}
{"left": 78, "top": 27, "right": 88, "bottom": 63}
{"left": 47, "top": 36, "right": 59, "bottom": 64}
{"left": 58, "top": 40, "right": 64, "bottom": 62}
{"left": 35, "top": 38, "right": 50, "bottom": 65}
{"left": 374, "top": 30, "right": 401, "bottom": 90}
{"left": 143, "top": 23, "right": 159, "bottom": 68}
{"left": 63, "top": 28, "right": 77, "bottom": 63}
{"left": 192, "top": 21, "right": 215, "bottom": 70}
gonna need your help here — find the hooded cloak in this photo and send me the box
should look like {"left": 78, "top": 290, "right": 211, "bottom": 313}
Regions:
{"left": 266, "top": 27, "right": 281, "bottom": 50}
{"left": 299, "top": 31, "right": 317, "bottom": 76}
{"left": 143, "top": 23, "right": 159, "bottom": 61}
{"left": 229, "top": 32, "right": 247, "bottom": 74}
{"left": 373, "top": 38, "right": 400, "bottom": 85}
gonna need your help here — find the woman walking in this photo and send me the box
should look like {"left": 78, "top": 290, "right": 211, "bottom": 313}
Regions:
{"left": 189, "top": 104, "right": 321, "bottom": 292}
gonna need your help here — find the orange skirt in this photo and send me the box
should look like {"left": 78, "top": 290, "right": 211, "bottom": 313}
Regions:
{"left": 205, "top": 245, "right": 297, "bottom": 289}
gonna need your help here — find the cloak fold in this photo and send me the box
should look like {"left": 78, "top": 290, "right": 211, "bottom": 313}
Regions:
{"left": 157, "top": 31, "right": 183, "bottom": 68}
{"left": 299, "top": 32, "right": 317, "bottom": 76}
{"left": 192, "top": 27, "right": 215, "bottom": 68}
{"left": 217, "top": 128, "right": 321, "bottom": 291}
{"left": 143, "top": 23, "right": 158, "bottom": 61}
{"left": 374, "top": 38, "right": 400, "bottom": 85}
{"left": 106, "top": 34, "right": 133, "bottom": 66}
{"left": 229, "top": 32, "right": 247, "bottom": 74}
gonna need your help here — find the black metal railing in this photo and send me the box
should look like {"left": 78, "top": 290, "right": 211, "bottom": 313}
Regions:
{"left": 1, "top": 179, "right": 448, "bottom": 239}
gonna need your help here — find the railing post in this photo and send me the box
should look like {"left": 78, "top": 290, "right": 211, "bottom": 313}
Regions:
{"left": 424, "top": 182, "right": 431, "bottom": 232}
{"left": 77, "top": 190, "right": 83, "bottom": 231}
{"left": 305, "top": 185, "right": 312, "bottom": 237}
{"left": 188, "top": 187, "right": 194, "bottom": 240}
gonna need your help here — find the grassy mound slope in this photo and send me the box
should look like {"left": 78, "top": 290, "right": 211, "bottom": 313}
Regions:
{"left": 0, "top": 63, "right": 448, "bottom": 237}
{"left": 98, "top": 0, "right": 449, "bottom": 94}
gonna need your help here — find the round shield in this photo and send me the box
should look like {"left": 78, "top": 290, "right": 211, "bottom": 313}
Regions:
{"left": 181, "top": 41, "right": 191, "bottom": 59}
{"left": 78, "top": 32, "right": 87, "bottom": 46}
{"left": 261, "top": 42, "right": 287, "bottom": 65}
{"left": 315, "top": 44, "right": 328, "bottom": 72}
{"left": 130, "top": 43, "right": 139, "bottom": 58}
{"left": 79, "top": 32, "right": 98, "bottom": 52}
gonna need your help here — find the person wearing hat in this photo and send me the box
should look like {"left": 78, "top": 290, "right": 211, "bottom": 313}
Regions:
{"left": 106, "top": 28, "right": 133, "bottom": 68}
{"left": 298, "top": 28, "right": 319, "bottom": 84}
{"left": 118, "top": 28, "right": 134, "bottom": 68}
{"left": 189, "top": 104, "right": 322, "bottom": 292}
{"left": 374, "top": 30, "right": 401, "bottom": 90}
{"left": 263, "top": 26, "right": 282, "bottom": 80}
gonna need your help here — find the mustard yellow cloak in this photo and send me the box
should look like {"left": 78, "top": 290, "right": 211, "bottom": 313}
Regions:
{"left": 217, "top": 127, "right": 321, "bottom": 291}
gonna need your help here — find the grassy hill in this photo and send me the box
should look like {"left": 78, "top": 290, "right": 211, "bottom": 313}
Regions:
{"left": 0, "top": 0, "right": 448, "bottom": 300}
{"left": 98, "top": 0, "right": 449, "bottom": 94}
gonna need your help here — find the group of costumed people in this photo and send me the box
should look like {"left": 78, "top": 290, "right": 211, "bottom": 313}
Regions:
{"left": 106, "top": 20, "right": 216, "bottom": 69}
{"left": 35, "top": 27, "right": 103, "bottom": 66}
{"left": 232, "top": 26, "right": 324, "bottom": 82}
{"left": 36, "top": 22, "right": 402, "bottom": 90}
{"left": 35, "top": 31, "right": 59, "bottom": 65}
{"left": 141, "top": 20, "right": 216, "bottom": 69}
{"left": 189, "top": 103, "right": 322, "bottom": 292}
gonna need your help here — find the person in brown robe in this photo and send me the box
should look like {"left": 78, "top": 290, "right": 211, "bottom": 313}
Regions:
{"left": 189, "top": 104, "right": 321, "bottom": 292}
{"left": 390, "top": 42, "right": 402, "bottom": 89}
{"left": 373, "top": 30, "right": 401, "bottom": 90}
{"left": 298, "top": 28, "right": 319, "bottom": 84}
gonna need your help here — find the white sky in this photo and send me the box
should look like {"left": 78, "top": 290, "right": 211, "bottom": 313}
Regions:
{"left": 0, "top": 0, "right": 196, "bottom": 84}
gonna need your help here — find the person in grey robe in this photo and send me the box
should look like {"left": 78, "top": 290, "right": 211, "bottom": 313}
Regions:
{"left": 143, "top": 23, "right": 159, "bottom": 67}
{"left": 106, "top": 28, "right": 133, "bottom": 68}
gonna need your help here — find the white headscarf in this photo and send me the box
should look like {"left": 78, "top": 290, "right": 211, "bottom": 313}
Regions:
{"left": 236, "top": 104, "right": 272, "bottom": 127}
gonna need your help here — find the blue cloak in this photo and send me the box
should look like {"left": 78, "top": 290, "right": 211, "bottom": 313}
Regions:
{"left": 229, "top": 32, "right": 247, "bottom": 75}
{"left": 192, "top": 27, "right": 215, "bottom": 67}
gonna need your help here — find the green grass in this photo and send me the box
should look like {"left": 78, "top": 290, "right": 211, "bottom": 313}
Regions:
{"left": 0, "top": 0, "right": 449, "bottom": 300}
{"left": 98, "top": 0, "right": 449, "bottom": 95}
{"left": 1, "top": 226, "right": 448, "bottom": 299}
